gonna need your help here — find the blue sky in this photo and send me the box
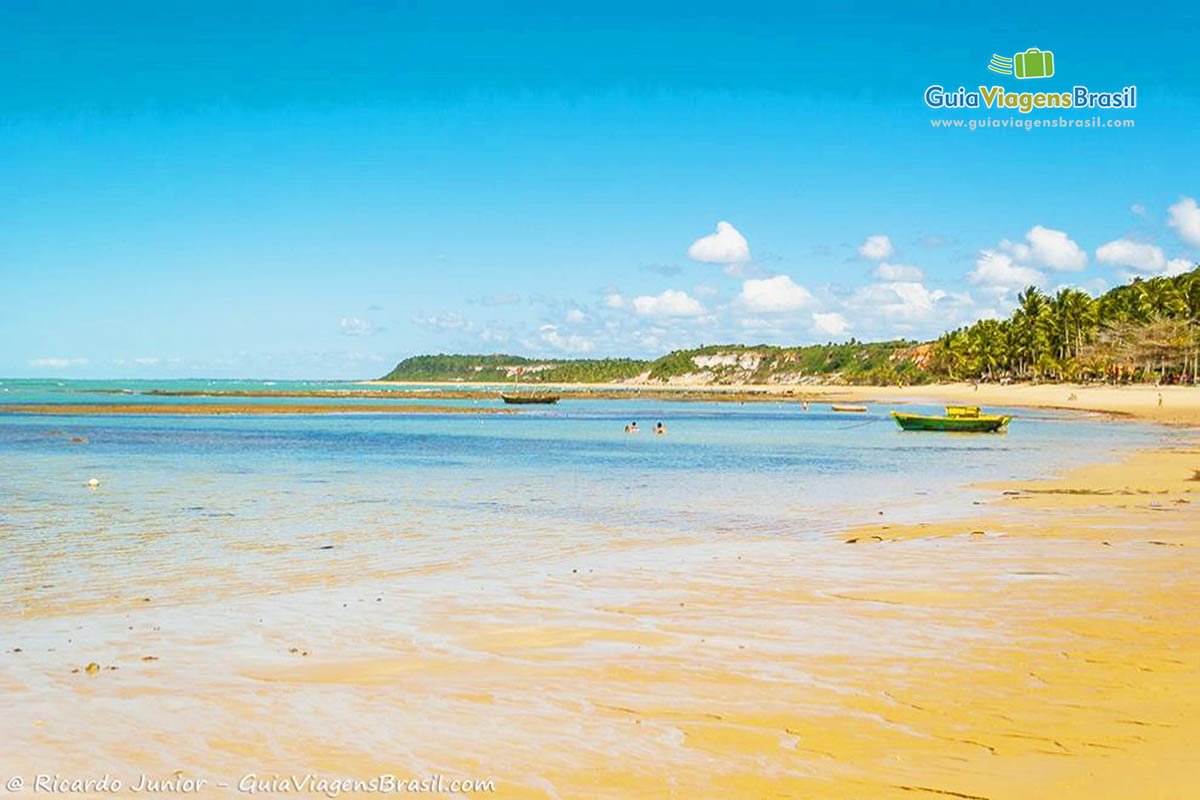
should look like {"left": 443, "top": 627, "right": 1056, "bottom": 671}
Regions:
{"left": 3, "top": 1, "right": 1199, "bottom": 378}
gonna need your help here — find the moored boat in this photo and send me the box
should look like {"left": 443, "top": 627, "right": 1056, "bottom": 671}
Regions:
{"left": 831, "top": 404, "right": 868, "bottom": 413}
{"left": 892, "top": 408, "right": 1009, "bottom": 432}
{"left": 501, "top": 394, "right": 561, "bottom": 405}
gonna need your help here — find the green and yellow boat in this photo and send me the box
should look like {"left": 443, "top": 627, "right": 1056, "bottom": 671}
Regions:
{"left": 892, "top": 407, "right": 1010, "bottom": 432}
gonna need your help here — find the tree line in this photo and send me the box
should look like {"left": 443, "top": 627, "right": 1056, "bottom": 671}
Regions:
{"left": 931, "top": 266, "right": 1200, "bottom": 383}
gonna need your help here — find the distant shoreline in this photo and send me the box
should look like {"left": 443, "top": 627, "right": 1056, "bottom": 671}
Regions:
{"left": 4, "top": 381, "right": 1197, "bottom": 426}
{"left": 362, "top": 380, "right": 1200, "bottom": 427}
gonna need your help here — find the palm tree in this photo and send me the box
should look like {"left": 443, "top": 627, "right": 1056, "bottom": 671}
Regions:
{"left": 1139, "top": 278, "right": 1187, "bottom": 319}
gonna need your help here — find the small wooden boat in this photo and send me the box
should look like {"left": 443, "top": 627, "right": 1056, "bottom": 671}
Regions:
{"left": 892, "top": 409, "right": 1009, "bottom": 432}
{"left": 501, "top": 394, "right": 561, "bottom": 405}
{"left": 831, "top": 404, "right": 868, "bottom": 413}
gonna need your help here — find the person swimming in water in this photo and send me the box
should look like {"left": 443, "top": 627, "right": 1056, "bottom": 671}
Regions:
{"left": 655, "top": 422, "right": 666, "bottom": 435}
{"left": 625, "top": 421, "right": 639, "bottom": 433}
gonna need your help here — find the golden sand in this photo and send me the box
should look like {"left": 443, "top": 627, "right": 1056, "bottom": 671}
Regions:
{"left": 236, "top": 442, "right": 1197, "bottom": 799}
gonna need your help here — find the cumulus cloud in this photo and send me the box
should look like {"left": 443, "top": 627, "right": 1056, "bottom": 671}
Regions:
{"left": 1095, "top": 238, "right": 1168, "bottom": 274}
{"left": 687, "top": 221, "right": 750, "bottom": 264}
{"left": 631, "top": 289, "right": 706, "bottom": 317}
{"left": 565, "top": 309, "right": 586, "bottom": 323}
{"left": 28, "top": 357, "right": 87, "bottom": 368}
{"left": 340, "top": 317, "right": 374, "bottom": 336}
{"left": 1095, "top": 239, "right": 1191, "bottom": 278}
{"left": 968, "top": 250, "right": 1044, "bottom": 289}
{"left": 873, "top": 262, "right": 924, "bottom": 282}
{"left": 604, "top": 293, "right": 626, "bottom": 309}
{"left": 857, "top": 234, "right": 894, "bottom": 261}
{"left": 1025, "top": 225, "right": 1087, "bottom": 270}
{"left": 736, "top": 275, "right": 815, "bottom": 313}
{"left": 1165, "top": 258, "right": 1194, "bottom": 277}
{"left": 842, "top": 280, "right": 979, "bottom": 338}
{"left": 1002, "top": 225, "right": 1086, "bottom": 271}
{"left": 811, "top": 312, "right": 850, "bottom": 337}
{"left": 538, "top": 324, "right": 594, "bottom": 353}
{"left": 851, "top": 282, "right": 943, "bottom": 322}
{"left": 1168, "top": 196, "right": 1200, "bottom": 247}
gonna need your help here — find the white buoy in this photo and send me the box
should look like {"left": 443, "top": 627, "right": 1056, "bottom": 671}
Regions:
{"left": 86, "top": 478, "right": 100, "bottom": 488}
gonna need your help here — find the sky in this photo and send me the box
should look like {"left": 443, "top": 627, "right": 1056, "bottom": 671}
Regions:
{"left": 3, "top": 1, "right": 1199, "bottom": 378}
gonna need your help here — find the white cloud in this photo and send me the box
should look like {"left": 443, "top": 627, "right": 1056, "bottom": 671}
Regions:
{"left": 873, "top": 262, "right": 924, "bottom": 282}
{"left": 851, "top": 281, "right": 943, "bottom": 322}
{"left": 538, "top": 324, "right": 594, "bottom": 353}
{"left": 857, "top": 234, "right": 894, "bottom": 261}
{"left": 1095, "top": 238, "right": 1167, "bottom": 274}
{"left": 1131, "top": 203, "right": 1147, "bottom": 217}
{"left": 565, "top": 309, "right": 586, "bottom": 323}
{"left": 1095, "top": 241, "right": 1191, "bottom": 278}
{"left": 841, "top": 280, "right": 980, "bottom": 338}
{"left": 1165, "top": 258, "right": 1193, "bottom": 277}
{"left": 1168, "top": 196, "right": 1200, "bottom": 247}
{"left": 968, "top": 250, "right": 1044, "bottom": 289}
{"left": 1001, "top": 226, "right": 1086, "bottom": 271}
{"left": 631, "top": 289, "right": 705, "bottom": 317}
{"left": 1022, "top": 225, "right": 1087, "bottom": 271}
{"left": 736, "top": 275, "right": 815, "bottom": 313}
{"left": 604, "top": 293, "right": 626, "bottom": 309}
{"left": 687, "top": 221, "right": 750, "bottom": 264}
{"left": 133, "top": 357, "right": 160, "bottom": 366}
{"left": 28, "top": 357, "right": 87, "bottom": 369}
{"left": 340, "top": 316, "right": 373, "bottom": 336}
{"left": 692, "top": 283, "right": 719, "bottom": 297}
{"left": 811, "top": 312, "right": 850, "bottom": 336}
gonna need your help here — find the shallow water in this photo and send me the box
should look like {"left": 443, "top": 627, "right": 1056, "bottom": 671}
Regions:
{"left": 0, "top": 381, "right": 1164, "bottom": 618}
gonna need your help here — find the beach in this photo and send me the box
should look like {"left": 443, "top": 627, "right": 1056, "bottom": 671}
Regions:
{"left": 1, "top": 382, "right": 1197, "bottom": 798}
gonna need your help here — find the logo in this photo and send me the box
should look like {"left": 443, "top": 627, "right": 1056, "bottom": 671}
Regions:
{"left": 989, "top": 48, "right": 1055, "bottom": 79}
{"left": 923, "top": 46, "right": 1136, "bottom": 115}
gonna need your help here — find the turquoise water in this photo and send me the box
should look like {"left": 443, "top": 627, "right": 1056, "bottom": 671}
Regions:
{"left": 0, "top": 379, "right": 1165, "bottom": 618}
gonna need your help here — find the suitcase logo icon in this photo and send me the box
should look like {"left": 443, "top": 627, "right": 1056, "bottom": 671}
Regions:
{"left": 988, "top": 48, "right": 1055, "bottom": 79}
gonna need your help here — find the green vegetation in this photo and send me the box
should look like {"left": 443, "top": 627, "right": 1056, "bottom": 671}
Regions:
{"left": 644, "top": 341, "right": 931, "bottom": 385}
{"left": 380, "top": 354, "right": 649, "bottom": 383}
{"left": 381, "top": 341, "right": 932, "bottom": 385}
{"left": 382, "top": 267, "right": 1200, "bottom": 386}
{"left": 932, "top": 266, "right": 1200, "bottom": 383}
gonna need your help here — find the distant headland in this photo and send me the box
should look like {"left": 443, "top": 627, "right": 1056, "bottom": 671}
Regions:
{"left": 382, "top": 268, "right": 1200, "bottom": 387}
